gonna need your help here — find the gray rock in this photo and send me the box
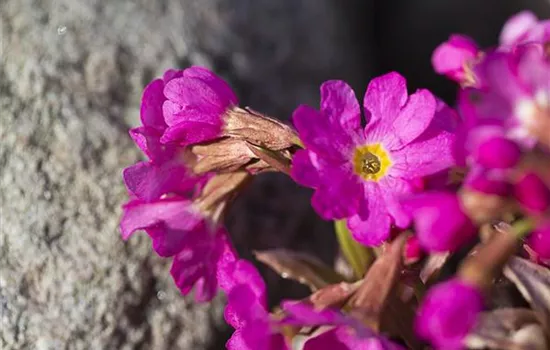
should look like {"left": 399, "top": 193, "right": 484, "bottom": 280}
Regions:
{"left": 0, "top": 0, "right": 371, "bottom": 349}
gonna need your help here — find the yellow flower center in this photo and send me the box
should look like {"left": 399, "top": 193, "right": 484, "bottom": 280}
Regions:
{"left": 353, "top": 143, "right": 392, "bottom": 181}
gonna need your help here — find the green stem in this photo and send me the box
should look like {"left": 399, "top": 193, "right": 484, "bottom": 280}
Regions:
{"left": 334, "top": 220, "right": 373, "bottom": 279}
{"left": 510, "top": 218, "right": 534, "bottom": 239}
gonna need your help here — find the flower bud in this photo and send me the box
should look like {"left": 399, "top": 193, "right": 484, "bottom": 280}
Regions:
{"left": 432, "top": 35, "right": 480, "bottom": 85}
{"left": 514, "top": 172, "right": 550, "bottom": 214}
{"left": 475, "top": 136, "right": 521, "bottom": 169}
{"left": 415, "top": 278, "right": 484, "bottom": 349}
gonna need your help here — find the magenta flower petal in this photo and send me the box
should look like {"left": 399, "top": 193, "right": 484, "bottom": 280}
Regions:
{"left": 161, "top": 121, "right": 222, "bottom": 145}
{"left": 348, "top": 186, "right": 392, "bottom": 246}
{"left": 226, "top": 330, "right": 250, "bottom": 350}
{"left": 363, "top": 72, "right": 408, "bottom": 127}
{"left": 290, "top": 150, "right": 321, "bottom": 188}
{"left": 120, "top": 197, "right": 202, "bottom": 240}
{"left": 225, "top": 283, "right": 267, "bottom": 328}
{"left": 405, "top": 235, "right": 424, "bottom": 264}
{"left": 140, "top": 79, "right": 168, "bottom": 131}
{"left": 129, "top": 126, "right": 154, "bottom": 160}
{"left": 320, "top": 80, "right": 361, "bottom": 132}
{"left": 239, "top": 321, "right": 288, "bottom": 350}
{"left": 364, "top": 88, "right": 437, "bottom": 151}
{"left": 304, "top": 327, "right": 405, "bottom": 350}
{"left": 415, "top": 279, "right": 484, "bottom": 350}
{"left": 514, "top": 173, "right": 550, "bottom": 214}
{"left": 402, "top": 192, "right": 476, "bottom": 252}
{"left": 163, "top": 71, "right": 235, "bottom": 119}
{"left": 390, "top": 100, "right": 457, "bottom": 179}
{"left": 432, "top": 34, "right": 479, "bottom": 82}
{"left": 170, "top": 228, "right": 228, "bottom": 301}
{"left": 162, "top": 69, "right": 183, "bottom": 82}
{"left": 182, "top": 66, "right": 238, "bottom": 106}
{"left": 160, "top": 66, "right": 237, "bottom": 145}
{"left": 390, "top": 89, "right": 437, "bottom": 148}
{"left": 292, "top": 150, "right": 362, "bottom": 220}
{"left": 475, "top": 136, "right": 521, "bottom": 169}
{"left": 527, "top": 223, "right": 550, "bottom": 259}
{"left": 223, "top": 258, "right": 289, "bottom": 350}
{"left": 122, "top": 157, "right": 197, "bottom": 202}
{"left": 282, "top": 301, "right": 404, "bottom": 350}
{"left": 464, "top": 168, "right": 511, "bottom": 196}
{"left": 379, "top": 176, "right": 413, "bottom": 228}
{"left": 311, "top": 170, "right": 363, "bottom": 220}
{"left": 220, "top": 258, "right": 269, "bottom": 334}
{"left": 499, "top": 11, "right": 538, "bottom": 47}
{"left": 219, "top": 259, "right": 266, "bottom": 298}
{"left": 292, "top": 104, "right": 356, "bottom": 160}
{"left": 281, "top": 301, "right": 346, "bottom": 326}
{"left": 390, "top": 131, "right": 455, "bottom": 180}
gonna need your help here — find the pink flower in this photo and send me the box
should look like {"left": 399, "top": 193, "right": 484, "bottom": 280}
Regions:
{"left": 432, "top": 35, "right": 480, "bottom": 84}
{"left": 499, "top": 11, "right": 550, "bottom": 49}
{"left": 160, "top": 67, "right": 238, "bottom": 145}
{"left": 222, "top": 259, "right": 289, "bottom": 350}
{"left": 129, "top": 70, "right": 183, "bottom": 159}
{"left": 415, "top": 278, "right": 484, "bottom": 350}
{"left": 514, "top": 172, "right": 550, "bottom": 214}
{"left": 120, "top": 196, "right": 230, "bottom": 301}
{"left": 402, "top": 192, "right": 476, "bottom": 252}
{"left": 291, "top": 73, "right": 456, "bottom": 246}
{"left": 120, "top": 68, "right": 244, "bottom": 302}
{"left": 464, "top": 46, "right": 550, "bottom": 147}
{"left": 124, "top": 71, "right": 203, "bottom": 202}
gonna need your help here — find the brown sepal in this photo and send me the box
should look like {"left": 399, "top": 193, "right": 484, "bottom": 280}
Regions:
{"left": 195, "top": 171, "right": 250, "bottom": 222}
{"left": 247, "top": 143, "right": 292, "bottom": 175}
{"left": 191, "top": 138, "right": 257, "bottom": 174}
{"left": 224, "top": 107, "right": 301, "bottom": 150}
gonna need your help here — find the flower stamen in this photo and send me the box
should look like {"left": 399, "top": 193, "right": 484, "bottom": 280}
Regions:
{"left": 353, "top": 143, "right": 392, "bottom": 181}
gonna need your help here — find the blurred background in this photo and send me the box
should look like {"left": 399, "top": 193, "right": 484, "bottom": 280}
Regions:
{"left": 1, "top": 0, "right": 550, "bottom": 349}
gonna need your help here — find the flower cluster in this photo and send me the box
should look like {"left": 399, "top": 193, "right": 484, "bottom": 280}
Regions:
{"left": 120, "top": 10, "right": 550, "bottom": 350}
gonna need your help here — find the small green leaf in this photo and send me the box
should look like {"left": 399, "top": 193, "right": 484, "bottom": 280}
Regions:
{"left": 334, "top": 220, "right": 373, "bottom": 279}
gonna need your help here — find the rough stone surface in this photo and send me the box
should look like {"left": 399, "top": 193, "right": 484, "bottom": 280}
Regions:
{"left": 4, "top": 0, "right": 548, "bottom": 348}
{"left": 0, "top": 0, "right": 370, "bottom": 349}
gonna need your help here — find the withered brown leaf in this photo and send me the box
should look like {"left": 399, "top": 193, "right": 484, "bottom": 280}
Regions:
{"left": 346, "top": 234, "right": 408, "bottom": 330}
{"left": 191, "top": 138, "right": 257, "bottom": 174}
{"left": 224, "top": 107, "right": 300, "bottom": 150}
{"left": 465, "top": 308, "right": 547, "bottom": 350}
{"left": 247, "top": 143, "right": 292, "bottom": 175}
{"left": 504, "top": 256, "right": 550, "bottom": 338}
{"left": 345, "top": 233, "right": 420, "bottom": 348}
{"left": 254, "top": 249, "right": 349, "bottom": 291}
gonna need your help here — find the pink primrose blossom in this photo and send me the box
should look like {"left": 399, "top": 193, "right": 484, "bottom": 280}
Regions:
{"left": 292, "top": 73, "right": 456, "bottom": 246}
